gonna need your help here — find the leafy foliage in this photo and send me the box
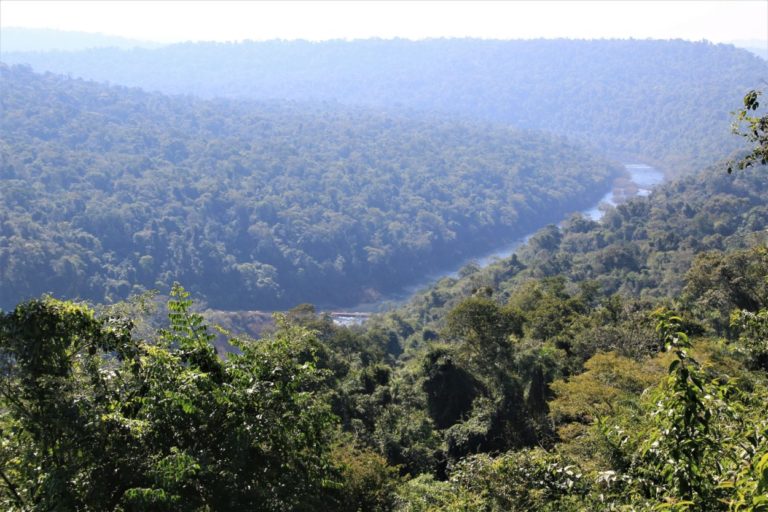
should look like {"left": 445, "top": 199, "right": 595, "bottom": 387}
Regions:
{"left": 2, "top": 38, "right": 768, "bottom": 512}
{"left": 0, "top": 288, "right": 350, "bottom": 511}
{"left": 378, "top": 163, "right": 768, "bottom": 349}
{"left": 730, "top": 90, "right": 768, "bottom": 173}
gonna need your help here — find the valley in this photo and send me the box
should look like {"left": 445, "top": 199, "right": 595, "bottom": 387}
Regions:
{"left": 1, "top": 31, "right": 767, "bottom": 512}
{"left": 330, "top": 163, "right": 664, "bottom": 326}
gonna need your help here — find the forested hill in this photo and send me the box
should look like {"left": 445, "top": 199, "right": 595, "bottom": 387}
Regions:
{"left": 3, "top": 151, "right": 767, "bottom": 510}
{"left": 371, "top": 161, "right": 768, "bottom": 351}
{"left": 0, "top": 64, "right": 619, "bottom": 311}
{"left": 0, "top": 27, "right": 163, "bottom": 53}
{"left": 4, "top": 39, "right": 766, "bottom": 171}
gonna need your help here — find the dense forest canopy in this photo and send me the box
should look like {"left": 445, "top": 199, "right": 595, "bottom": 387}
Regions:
{"left": 370, "top": 162, "right": 768, "bottom": 353}
{"left": 2, "top": 164, "right": 767, "bottom": 511}
{"left": 0, "top": 64, "right": 619, "bottom": 310}
{"left": 2, "top": 34, "right": 768, "bottom": 510}
{"left": 4, "top": 39, "right": 766, "bottom": 171}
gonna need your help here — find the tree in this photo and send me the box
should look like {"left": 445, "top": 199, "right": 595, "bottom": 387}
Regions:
{"left": 444, "top": 296, "right": 523, "bottom": 367}
{"left": 0, "top": 287, "right": 344, "bottom": 511}
{"left": 0, "top": 296, "right": 137, "bottom": 510}
{"left": 729, "top": 89, "right": 768, "bottom": 173}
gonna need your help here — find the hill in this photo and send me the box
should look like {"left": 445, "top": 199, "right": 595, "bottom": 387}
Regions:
{"left": 371, "top": 161, "right": 768, "bottom": 350}
{"left": 2, "top": 161, "right": 767, "bottom": 511}
{"left": 0, "top": 64, "right": 618, "bottom": 310}
{"left": 4, "top": 38, "right": 766, "bottom": 171}
{"left": 0, "top": 27, "right": 163, "bottom": 53}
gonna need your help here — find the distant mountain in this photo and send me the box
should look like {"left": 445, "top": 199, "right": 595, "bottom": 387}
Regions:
{"left": 742, "top": 47, "right": 767, "bottom": 60}
{"left": 3, "top": 38, "right": 766, "bottom": 172}
{"left": 0, "top": 27, "right": 163, "bottom": 53}
{"left": 728, "top": 39, "right": 768, "bottom": 60}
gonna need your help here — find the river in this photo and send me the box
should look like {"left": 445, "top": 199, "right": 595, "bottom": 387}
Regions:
{"left": 331, "top": 163, "right": 664, "bottom": 325}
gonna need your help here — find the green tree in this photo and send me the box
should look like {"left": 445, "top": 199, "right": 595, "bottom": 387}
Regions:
{"left": 444, "top": 296, "right": 523, "bottom": 368}
{"left": 729, "top": 89, "right": 768, "bottom": 173}
{"left": 0, "top": 287, "right": 344, "bottom": 511}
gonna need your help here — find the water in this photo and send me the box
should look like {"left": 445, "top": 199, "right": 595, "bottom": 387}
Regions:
{"left": 582, "top": 164, "right": 664, "bottom": 220}
{"left": 332, "top": 163, "right": 664, "bottom": 321}
{"left": 415, "top": 164, "right": 663, "bottom": 279}
{"left": 330, "top": 313, "right": 372, "bottom": 327}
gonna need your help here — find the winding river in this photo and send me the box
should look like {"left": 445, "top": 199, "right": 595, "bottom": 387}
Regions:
{"left": 331, "top": 164, "right": 664, "bottom": 325}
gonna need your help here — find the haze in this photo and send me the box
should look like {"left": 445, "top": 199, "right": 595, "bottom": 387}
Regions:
{"left": 2, "top": 0, "right": 767, "bottom": 45}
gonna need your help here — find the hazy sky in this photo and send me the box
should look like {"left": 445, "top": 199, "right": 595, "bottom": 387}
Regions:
{"left": 2, "top": 1, "right": 767, "bottom": 45}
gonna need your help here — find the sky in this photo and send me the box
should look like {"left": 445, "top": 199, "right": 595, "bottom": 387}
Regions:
{"left": 1, "top": 0, "right": 767, "bottom": 45}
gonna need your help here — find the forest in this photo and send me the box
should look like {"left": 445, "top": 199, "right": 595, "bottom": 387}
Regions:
{"left": 2, "top": 161, "right": 767, "bottom": 511}
{"left": 1, "top": 36, "right": 768, "bottom": 511}
{"left": 379, "top": 161, "right": 768, "bottom": 340}
{"left": 3, "top": 39, "right": 767, "bottom": 171}
{"left": 0, "top": 64, "right": 619, "bottom": 310}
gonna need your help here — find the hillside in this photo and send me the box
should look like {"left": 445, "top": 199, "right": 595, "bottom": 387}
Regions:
{"left": 0, "top": 64, "right": 619, "bottom": 310}
{"left": 2, "top": 161, "right": 767, "bottom": 511}
{"left": 326, "top": 161, "right": 768, "bottom": 510}
{"left": 0, "top": 27, "right": 163, "bottom": 53}
{"left": 370, "top": 161, "right": 768, "bottom": 349}
{"left": 4, "top": 39, "right": 766, "bottom": 171}
{"left": 2, "top": 35, "right": 768, "bottom": 511}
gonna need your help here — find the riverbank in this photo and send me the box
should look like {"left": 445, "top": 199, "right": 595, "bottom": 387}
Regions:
{"left": 204, "top": 164, "right": 664, "bottom": 331}
{"left": 337, "top": 164, "right": 664, "bottom": 319}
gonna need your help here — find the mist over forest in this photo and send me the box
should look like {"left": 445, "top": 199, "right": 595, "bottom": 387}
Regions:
{"left": 4, "top": 39, "right": 765, "bottom": 170}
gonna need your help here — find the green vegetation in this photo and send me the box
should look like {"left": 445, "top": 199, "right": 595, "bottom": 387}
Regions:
{"left": 2, "top": 38, "right": 768, "bottom": 510}
{"left": 0, "top": 64, "right": 618, "bottom": 310}
{"left": 730, "top": 89, "right": 768, "bottom": 172}
{"left": 0, "top": 287, "right": 344, "bottom": 510}
{"left": 4, "top": 39, "right": 766, "bottom": 170}
{"left": 373, "top": 163, "right": 768, "bottom": 345}
{"left": 3, "top": 161, "right": 768, "bottom": 509}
